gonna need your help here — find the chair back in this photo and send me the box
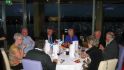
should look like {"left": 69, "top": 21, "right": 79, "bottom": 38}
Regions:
{"left": 0, "top": 48, "right": 11, "bottom": 70}
{"left": 98, "top": 59, "right": 118, "bottom": 70}
{"left": 22, "top": 59, "right": 43, "bottom": 70}
{"left": 98, "top": 60, "right": 107, "bottom": 70}
{"left": 116, "top": 45, "right": 124, "bottom": 70}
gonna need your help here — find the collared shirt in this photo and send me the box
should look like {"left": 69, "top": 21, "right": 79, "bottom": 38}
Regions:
{"left": 48, "top": 36, "right": 53, "bottom": 44}
{"left": 35, "top": 48, "right": 43, "bottom": 52}
{"left": 106, "top": 39, "right": 113, "bottom": 46}
{"left": 22, "top": 36, "right": 35, "bottom": 54}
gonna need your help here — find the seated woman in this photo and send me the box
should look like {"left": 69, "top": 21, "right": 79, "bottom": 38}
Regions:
{"left": 9, "top": 33, "right": 25, "bottom": 70}
{"left": 63, "top": 28, "right": 78, "bottom": 47}
{"left": 81, "top": 35, "right": 102, "bottom": 70}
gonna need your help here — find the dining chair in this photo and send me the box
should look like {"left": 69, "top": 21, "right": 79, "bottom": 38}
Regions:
{"left": 0, "top": 48, "right": 11, "bottom": 70}
{"left": 22, "top": 59, "right": 43, "bottom": 70}
{"left": 117, "top": 45, "right": 124, "bottom": 70}
{"left": 98, "top": 59, "right": 118, "bottom": 70}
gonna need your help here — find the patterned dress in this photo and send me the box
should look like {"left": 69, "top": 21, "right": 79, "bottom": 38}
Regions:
{"left": 9, "top": 44, "right": 23, "bottom": 66}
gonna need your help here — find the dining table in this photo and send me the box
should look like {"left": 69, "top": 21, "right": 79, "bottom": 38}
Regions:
{"left": 55, "top": 54, "right": 83, "bottom": 70}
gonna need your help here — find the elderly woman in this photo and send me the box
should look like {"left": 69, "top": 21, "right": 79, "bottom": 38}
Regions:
{"left": 81, "top": 35, "right": 102, "bottom": 70}
{"left": 9, "top": 33, "right": 25, "bottom": 70}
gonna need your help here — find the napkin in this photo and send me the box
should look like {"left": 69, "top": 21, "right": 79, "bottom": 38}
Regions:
{"left": 72, "top": 41, "right": 79, "bottom": 51}
{"left": 69, "top": 43, "right": 75, "bottom": 58}
{"left": 52, "top": 44, "right": 59, "bottom": 59}
{"left": 52, "top": 44, "right": 59, "bottom": 55}
{"left": 44, "top": 40, "right": 51, "bottom": 54}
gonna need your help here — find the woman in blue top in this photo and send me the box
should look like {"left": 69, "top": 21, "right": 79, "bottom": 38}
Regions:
{"left": 65, "top": 28, "right": 78, "bottom": 44}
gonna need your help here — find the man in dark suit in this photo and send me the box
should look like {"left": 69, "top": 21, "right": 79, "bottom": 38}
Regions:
{"left": 99, "top": 32, "right": 119, "bottom": 60}
{"left": 25, "top": 41, "right": 57, "bottom": 70}
{"left": 41, "top": 27, "right": 56, "bottom": 44}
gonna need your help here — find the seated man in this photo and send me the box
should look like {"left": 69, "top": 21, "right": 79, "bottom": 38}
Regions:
{"left": 25, "top": 40, "right": 57, "bottom": 70}
{"left": 93, "top": 30, "right": 102, "bottom": 47}
{"left": 41, "top": 27, "right": 56, "bottom": 44}
{"left": 99, "top": 32, "right": 119, "bottom": 60}
{"left": 21, "top": 27, "right": 35, "bottom": 54}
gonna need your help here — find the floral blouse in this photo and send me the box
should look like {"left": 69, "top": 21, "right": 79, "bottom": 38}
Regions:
{"left": 9, "top": 44, "right": 23, "bottom": 66}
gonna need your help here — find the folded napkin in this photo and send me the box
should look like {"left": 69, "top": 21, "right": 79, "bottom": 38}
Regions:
{"left": 52, "top": 44, "right": 59, "bottom": 55}
{"left": 44, "top": 40, "right": 51, "bottom": 54}
{"left": 69, "top": 43, "right": 75, "bottom": 58}
{"left": 72, "top": 41, "right": 79, "bottom": 51}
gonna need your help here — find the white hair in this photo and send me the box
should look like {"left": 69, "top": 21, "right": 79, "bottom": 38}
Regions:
{"left": 13, "top": 33, "right": 23, "bottom": 40}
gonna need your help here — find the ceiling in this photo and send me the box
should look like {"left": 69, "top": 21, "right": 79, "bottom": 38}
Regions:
{"left": 0, "top": 0, "right": 124, "bottom": 17}
{"left": 6, "top": 0, "right": 124, "bottom": 3}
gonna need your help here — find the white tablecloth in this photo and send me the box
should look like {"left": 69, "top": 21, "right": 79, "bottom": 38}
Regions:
{"left": 56, "top": 54, "right": 83, "bottom": 70}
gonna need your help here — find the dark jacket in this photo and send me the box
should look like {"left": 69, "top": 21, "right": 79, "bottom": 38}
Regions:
{"left": 86, "top": 47, "right": 102, "bottom": 70}
{"left": 41, "top": 33, "right": 56, "bottom": 44}
{"left": 103, "top": 40, "right": 119, "bottom": 60}
{"left": 25, "top": 49, "right": 56, "bottom": 70}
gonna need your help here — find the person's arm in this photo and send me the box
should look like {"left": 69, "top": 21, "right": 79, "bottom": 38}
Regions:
{"left": 12, "top": 48, "right": 23, "bottom": 59}
{"left": 28, "top": 36, "right": 35, "bottom": 49}
{"left": 45, "top": 55, "right": 56, "bottom": 70}
{"left": 24, "top": 36, "right": 35, "bottom": 53}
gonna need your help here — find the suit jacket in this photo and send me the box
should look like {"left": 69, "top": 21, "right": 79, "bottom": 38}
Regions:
{"left": 41, "top": 33, "right": 56, "bottom": 44}
{"left": 117, "top": 45, "right": 124, "bottom": 70}
{"left": 86, "top": 47, "right": 102, "bottom": 70}
{"left": 25, "top": 49, "right": 56, "bottom": 70}
{"left": 103, "top": 40, "right": 119, "bottom": 60}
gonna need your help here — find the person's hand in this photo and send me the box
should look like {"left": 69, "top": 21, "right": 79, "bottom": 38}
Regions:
{"left": 22, "top": 44, "right": 27, "bottom": 49}
{"left": 0, "top": 37, "right": 6, "bottom": 40}
{"left": 62, "top": 42, "right": 68, "bottom": 48}
{"left": 53, "top": 59, "right": 58, "bottom": 64}
{"left": 99, "top": 44, "right": 105, "bottom": 51}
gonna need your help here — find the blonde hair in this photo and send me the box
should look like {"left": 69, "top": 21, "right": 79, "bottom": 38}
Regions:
{"left": 13, "top": 33, "right": 23, "bottom": 40}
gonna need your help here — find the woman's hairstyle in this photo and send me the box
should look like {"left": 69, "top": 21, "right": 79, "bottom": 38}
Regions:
{"left": 35, "top": 40, "right": 45, "bottom": 49}
{"left": 13, "top": 33, "right": 23, "bottom": 40}
{"left": 86, "top": 35, "right": 95, "bottom": 46}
